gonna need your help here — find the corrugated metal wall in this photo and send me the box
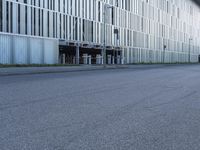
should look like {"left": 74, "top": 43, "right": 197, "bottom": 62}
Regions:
{"left": 14, "top": 37, "right": 28, "bottom": 64}
{"left": 0, "top": 34, "right": 12, "bottom": 64}
{"left": 30, "top": 38, "right": 43, "bottom": 64}
{"left": 0, "top": 33, "right": 59, "bottom": 64}
{"left": 44, "top": 40, "right": 59, "bottom": 64}
{"left": 124, "top": 47, "right": 200, "bottom": 64}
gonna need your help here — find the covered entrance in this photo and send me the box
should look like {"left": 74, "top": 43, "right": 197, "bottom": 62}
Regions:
{"left": 59, "top": 41, "right": 122, "bottom": 65}
{"left": 199, "top": 55, "right": 200, "bottom": 63}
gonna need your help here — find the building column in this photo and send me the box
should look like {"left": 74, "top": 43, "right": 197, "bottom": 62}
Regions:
{"left": 76, "top": 46, "right": 80, "bottom": 64}
{"left": 101, "top": 49, "right": 104, "bottom": 65}
{"left": 62, "top": 54, "right": 66, "bottom": 64}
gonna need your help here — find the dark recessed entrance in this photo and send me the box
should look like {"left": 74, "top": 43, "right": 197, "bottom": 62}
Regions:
{"left": 59, "top": 45, "right": 76, "bottom": 64}
{"left": 80, "top": 47, "right": 101, "bottom": 64}
{"left": 59, "top": 44, "right": 122, "bottom": 65}
{"left": 199, "top": 55, "right": 200, "bottom": 63}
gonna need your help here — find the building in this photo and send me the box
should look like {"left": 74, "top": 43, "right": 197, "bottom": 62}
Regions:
{"left": 0, "top": 0, "right": 200, "bottom": 64}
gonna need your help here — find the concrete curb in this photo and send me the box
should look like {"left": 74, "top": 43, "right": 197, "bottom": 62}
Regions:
{"left": 0, "top": 64, "right": 198, "bottom": 77}
{"left": 0, "top": 66, "right": 129, "bottom": 77}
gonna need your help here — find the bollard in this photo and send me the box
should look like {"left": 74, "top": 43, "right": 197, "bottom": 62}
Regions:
{"left": 117, "top": 55, "right": 121, "bottom": 64}
{"left": 62, "top": 54, "right": 66, "bottom": 64}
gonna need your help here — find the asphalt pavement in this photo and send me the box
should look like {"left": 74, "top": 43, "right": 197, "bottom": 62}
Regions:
{"left": 0, "top": 64, "right": 200, "bottom": 150}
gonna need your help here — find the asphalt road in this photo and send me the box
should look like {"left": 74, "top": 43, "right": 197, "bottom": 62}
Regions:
{"left": 0, "top": 65, "right": 200, "bottom": 150}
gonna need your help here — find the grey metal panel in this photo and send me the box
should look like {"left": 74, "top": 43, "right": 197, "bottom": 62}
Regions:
{"left": 44, "top": 39, "right": 58, "bottom": 64}
{"left": 30, "top": 38, "right": 43, "bottom": 64}
{"left": 0, "top": 34, "right": 12, "bottom": 64}
{"left": 1, "top": 0, "right": 200, "bottom": 64}
{"left": 0, "top": 33, "right": 58, "bottom": 64}
{"left": 13, "top": 36, "right": 28, "bottom": 64}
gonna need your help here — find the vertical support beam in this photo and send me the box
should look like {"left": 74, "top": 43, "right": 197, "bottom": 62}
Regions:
{"left": 112, "top": 55, "right": 115, "bottom": 64}
{"left": 27, "top": 0, "right": 31, "bottom": 35}
{"left": 76, "top": 46, "right": 80, "bottom": 64}
{"left": 2, "top": 0, "right": 6, "bottom": 32}
{"left": 103, "top": 4, "right": 106, "bottom": 66}
{"left": 12, "top": 2, "right": 17, "bottom": 33}
{"left": 101, "top": 49, "right": 104, "bottom": 64}
{"left": 62, "top": 54, "right": 66, "bottom": 64}
{"left": 120, "top": 50, "right": 122, "bottom": 64}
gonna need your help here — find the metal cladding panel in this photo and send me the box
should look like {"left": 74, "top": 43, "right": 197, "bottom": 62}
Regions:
{"left": 1, "top": 0, "right": 200, "bottom": 64}
{"left": 30, "top": 38, "right": 43, "bottom": 64}
{"left": 0, "top": 32, "right": 59, "bottom": 64}
{"left": 0, "top": 34, "right": 12, "bottom": 64}
{"left": 13, "top": 36, "right": 28, "bottom": 64}
{"left": 44, "top": 39, "right": 58, "bottom": 64}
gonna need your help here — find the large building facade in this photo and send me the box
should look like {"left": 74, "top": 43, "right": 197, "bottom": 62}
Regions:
{"left": 0, "top": 0, "right": 200, "bottom": 64}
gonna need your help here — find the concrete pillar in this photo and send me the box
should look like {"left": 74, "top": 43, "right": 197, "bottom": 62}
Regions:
{"left": 117, "top": 55, "right": 121, "bottom": 64}
{"left": 73, "top": 56, "right": 76, "bottom": 64}
{"left": 62, "top": 54, "right": 66, "bottom": 64}
{"left": 112, "top": 56, "right": 115, "bottom": 64}
{"left": 101, "top": 49, "right": 105, "bottom": 65}
{"left": 121, "top": 58, "right": 124, "bottom": 65}
{"left": 88, "top": 55, "right": 92, "bottom": 65}
{"left": 76, "top": 46, "right": 80, "bottom": 64}
{"left": 107, "top": 55, "right": 112, "bottom": 64}
{"left": 83, "top": 54, "right": 88, "bottom": 64}
{"left": 96, "top": 54, "right": 102, "bottom": 64}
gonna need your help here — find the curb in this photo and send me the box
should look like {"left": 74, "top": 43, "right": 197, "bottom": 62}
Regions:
{"left": 0, "top": 66, "right": 129, "bottom": 77}
{"left": 0, "top": 64, "right": 198, "bottom": 77}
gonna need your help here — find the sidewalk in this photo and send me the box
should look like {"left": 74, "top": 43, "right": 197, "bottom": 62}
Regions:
{"left": 0, "top": 65, "right": 128, "bottom": 76}
{"left": 0, "top": 64, "right": 198, "bottom": 76}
